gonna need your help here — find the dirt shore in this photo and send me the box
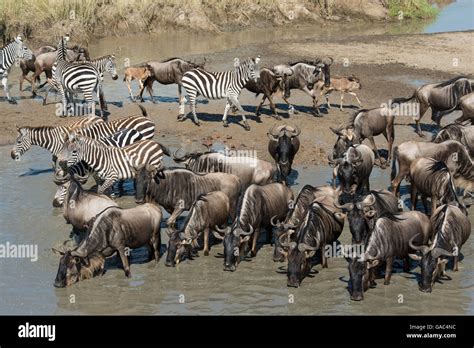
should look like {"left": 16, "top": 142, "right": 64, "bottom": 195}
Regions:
{"left": 1, "top": 30, "right": 472, "bottom": 166}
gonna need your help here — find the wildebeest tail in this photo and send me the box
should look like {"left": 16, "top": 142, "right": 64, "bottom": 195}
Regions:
{"left": 137, "top": 104, "right": 148, "bottom": 117}
{"left": 391, "top": 146, "right": 399, "bottom": 181}
{"left": 391, "top": 91, "right": 416, "bottom": 105}
{"left": 159, "top": 143, "right": 171, "bottom": 157}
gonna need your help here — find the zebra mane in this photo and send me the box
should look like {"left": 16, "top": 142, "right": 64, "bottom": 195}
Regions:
{"left": 161, "top": 57, "right": 182, "bottom": 63}
{"left": 86, "top": 55, "right": 115, "bottom": 62}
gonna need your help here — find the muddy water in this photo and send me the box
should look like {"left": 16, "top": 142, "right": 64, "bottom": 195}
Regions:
{"left": 0, "top": 143, "right": 473, "bottom": 315}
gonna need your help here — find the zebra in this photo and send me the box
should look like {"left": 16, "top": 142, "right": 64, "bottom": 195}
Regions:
{"left": 44, "top": 54, "right": 118, "bottom": 111}
{"left": 11, "top": 106, "right": 154, "bottom": 161}
{"left": 52, "top": 35, "right": 102, "bottom": 117}
{"left": 1, "top": 35, "right": 33, "bottom": 104}
{"left": 52, "top": 128, "right": 146, "bottom": 206}
{"left": 57, "top": 133, "right": 167, "bottom": 194}
{"left": 180, "top": 56, "right": 260, "bottom": 130}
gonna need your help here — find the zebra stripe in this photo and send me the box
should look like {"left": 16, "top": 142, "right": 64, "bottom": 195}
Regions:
{"left": 1, "top": 36, "right": 33, "bottom": 102}
{"left": 180, "top": 56, "right": 260, "bottom": 129}
{"left": 58, "top": 135, "right": 165, "bottom": 194}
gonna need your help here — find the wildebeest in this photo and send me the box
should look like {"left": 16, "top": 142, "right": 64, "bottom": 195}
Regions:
{"left": 272, "top": 185, "right": 337, "bottom": 262}
{"left": 329, "top": 144, "right": 375, "bottom": 196}
{"left": 432, "top": 123, "right": 474, "bottom": 158}
{"left": 330, "top": 106, "right": 395, "bottom": 166}
{"left": 409, "top": 204, "right": 471, "bottom": 292}
{"left": 391, "top": 140, "right": 474, "bottom": 197}
{"left": 315, "top": 75, "right": 362, "bottom": 111}
{"left": 267, "top": 124, "right": 301, "bottom": 183}
{"left": 123, "top": 64, "right": 153, "bottom": 102}
{"left": 244, "top": 67, "right": 292, "bottom": 119}
{"left": 278, "top": 61, "right": 326, "bottom": 115}
{"left": 53, "top": 203, "right": 162, "bottom": 286}
{"left": 359, "top": 211, "right": 432, "bottom": 285}
{"left": 52, "top": 172, "right": 118, "bottom": 236}
{"left": 453, "top": 92, "right": 474, "bottom": 125}
{"left": 166, "top": 191, "right": 230, "bottom": 267}
{"left": 213, "top": 183, "right": 294, "bottom": 272}
{"left": 135, "top": 166, "right": 241, "bottom": 227}
{"left": 173, "top": 148, "right": 275, "bottom": 189}
{"left": 409, "top": 158, "right": 462, "bottom": 214}
{"left": 19, "top": 45, "right": 56, "bottom": 91}
{"left": 139, "top": 57, "right": 205, "bottom": 103}
{"left": 392, "top": 76, "right": 472, "bottom": 136}
{"left": 282, "top": 194, "right": 345, "bottom": 287}
{"left": 335, "top": 190, "right": 400, "bottom": 244}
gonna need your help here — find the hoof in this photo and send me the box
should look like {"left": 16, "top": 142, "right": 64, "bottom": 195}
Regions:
{"left": 8, "top": 99, "right": 17, "bottom": 105}
{"left": 383, "top": 280, "right": 390, "bottom": 285}
{"left": 274, "top": 115, "right": 282, "bottom": 120}
{"left": 177, "top": 115, "right": 185, "bottom": 122}
{"left": 223, "top": 121, "right": 229, "bottom": 128}
{"left": 195, "top": 121, "right": 201, "bottom": 127}
{"left": 243, "top": 122, "right": 251, "bottom": 131}
{"left": 204, "top": 250, "right": 209, "bottom": 256}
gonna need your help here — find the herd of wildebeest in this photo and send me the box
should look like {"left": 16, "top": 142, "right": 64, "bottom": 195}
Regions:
{"left": 3, "top": 35, "right": 474, "bottom": 301}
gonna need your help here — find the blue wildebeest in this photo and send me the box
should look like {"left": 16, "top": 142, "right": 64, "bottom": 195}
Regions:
{"left": 328, "top": 144, "right": 375, "bottom": 198}
{"left": 173, "top": 148, "right": 275, "bottom": 189}
{"left": 391, "top": 140, "right": 474, "bottom": 197}
{"left": 409, "top": 204, "right": 471, "bottom": 293}
{"left": 53, "top": 203, "right": 163, "bottom": 286}
{"left": 453, "top": 92, "right": 474, "bottom": 125}
{"left": 272, "top": 185, "right": 337, "bottom": 262}
{"left": 267, "top": 124, "right": 301, "bottom": 183}
{"left": 315, "top": 75, "right": 362, "bottom": 111}
{"left": 432, "top": 123, "right": 474, "bottom": 158}
{"left": 166, "top": 191, "right": 230, "bottom": 266}
{"left": 214, "top": 183, "right": 294, "bottom": 272}
{"left": 19, "top": 45, "right": 56, "bottom": 91}
{"left": 282, "top": 194, "right": 345, "bottom": 288}
{"left": 392, "top": 76, "right": 473, "bottom": 137}
{"left": 135, "top": 166, "right": 241, "bottom": 228}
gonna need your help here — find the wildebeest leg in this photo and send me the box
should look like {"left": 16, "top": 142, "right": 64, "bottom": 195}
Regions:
{"left": 321, "top": 246, "right": 328, "bottom": 268}
{"left": 203, "top": 227, "right": 210, "bottom": 256}
{"left": 2, "top": 76, "right": 16, "bottom": 104}
{"left": 368, "top": 136, "right": 385, "bottom": 168}
{"left": 391, "top": 165, "right": 409, "bottom": 197}
{"left": 145, "top": 80, "right": 155, "bottom": 103}
{"left": 421, "top": 195, "right": 429, "bottom": 214}
{"left": 167, "top": 202, "right": 185, "bottom": 228}
{"left": 404, "top": 256, "right": 410, "bottom": 272}
{"left": 251, "top": 228, "right": 260, "bottom": 257}
{"left": 340, "top": 92, "right": 344, "bottom": 111}
{"left": 431, "top": 198, "right": 437, "bottom": 216}
{"left": 151, "top": 224, "right": 161, "bottom": 262}
{"left": 384, "top": 257, "right": 393, "bottom": 285}
{"left": 332, "top": 165, "right": 338, "bottom": 189}
{"left": 126, "top": 78, "right": 135, "bottom": 102}
{"left": 255, "top": 95, "right": 266, "bottom": 116}
{"left": 415, "top": 103, "right": 429, "bottom": 137}
{"left": 267, "top": 94, "right": 280, "bottom": 120}
{"left": 117, "top": 247, "right": 131, "bottom": 277}
{"left": 349, "top": 92, "right": 363, "bottom": 107}
{"left": 410, "top": 184, "right": 418, "bottom": 210}
{"left": 453, "top": 256, "right": 459, "bottom": 271}
{"left": 302, "top": 86, "right": 320, "bottom": 116}
{"left": 282, "top": 95, "right": 297, "bottom": 115}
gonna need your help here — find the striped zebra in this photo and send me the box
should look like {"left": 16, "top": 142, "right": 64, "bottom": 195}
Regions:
{"left": 52, "top": 36, "right": 102, "bottom": 117}
{"left": 180, "top": 56, "right": 260, "bottom": 130}
{"left": 45, "top": 54, "right": 118, "bottom": 111}
{"left": 12, "top": 106, "right": 154, "bottom": 160}
{"left": 1, "top": 35, "right": 33, "bottom": 104}
{"left": 57, "top": 133, "right": 167, "bottom": 194}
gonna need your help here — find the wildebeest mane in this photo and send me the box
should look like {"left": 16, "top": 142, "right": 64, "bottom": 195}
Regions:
{"left": 434, "top": 76, "right": 469, "bottom": 88}
{"left": 433, "top": 124, "right": 464, "bottom": 143}
{"left": 431, "top": 205, "right": 462, "bottom": 252}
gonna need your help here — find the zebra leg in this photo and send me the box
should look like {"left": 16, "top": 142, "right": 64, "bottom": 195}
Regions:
{"left": 222, "top": 101, "right": 232, "bottom": 128}
{"left": 190, "top": 98, "right": 200, "bottom": 126}
{"left": 2, "top": 76, "right": 16, "bottom": 104}
{"left": 99, "top": 87, "right": 107, "bottom": 111}
{"left": 229, "top": 95, "right": 250, "bottom": 131}
{"left": 58, "top": 86, "right": 67, "bottom": 117}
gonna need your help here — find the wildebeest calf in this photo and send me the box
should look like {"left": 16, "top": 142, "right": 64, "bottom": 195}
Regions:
{"left": 123, "top": 65, "right": 153, "bottom": 102}
{"left": 316, "top": 75, "right": 362, "bottom": 111}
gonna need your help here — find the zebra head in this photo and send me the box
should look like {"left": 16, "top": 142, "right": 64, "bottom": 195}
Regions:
{"left": 105, "top": 55, "right": 118, "bottom": 80}
{"left": 58, "top": 132, "right": 83, "bottom": 170}
{"left": 236, "top": 56, "right": 260, "bottom": 83}
{"left": 14, "top": 36, "right": 33, "bottom": 61}
{"left": 11, "top": 127, "right": 32, "bottom": 161}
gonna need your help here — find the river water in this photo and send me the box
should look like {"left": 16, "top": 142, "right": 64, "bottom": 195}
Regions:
{"left": 0, "top": 2, "right": 473, "bottom": 315}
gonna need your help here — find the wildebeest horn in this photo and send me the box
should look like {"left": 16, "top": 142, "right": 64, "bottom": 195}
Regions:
{"left": 279, "top": 232, "right": 290, "bottom": 247}
{"left": 172, "top": 147, "right": 189, "bottom": 161}
{"left": 240, "top": 225, "right": 254, "bottom": 236}
{"left": 352, "top": 150, "right": 362, "bottom": 163}
{"left": 334, "top": 201, "right": 354, "bottom": 211}
{"left": 53, "top": 169, "right": 70, "bottom": 184}
{"left": 268, "top": 124, "right": 281, "bottom": 138}
{"left": 362, "top": 194, "right": 376, "bottom": 207}
{"left": 431, "top": 247, "right": 454, "bottom": 259}
{"left": 408, "top": 235, "right": 433, "bottom": 255}
{"left": 290, "top": 124, "right": 301, "bottom": 136}
{"left": 270, "top": 215, "right": 281, "bottom": 227}
{"left": 215, "top": 225, "right": 230, "bottom": 234}
{"left": 298, "top": 243, "right": 317, "bottom": 252}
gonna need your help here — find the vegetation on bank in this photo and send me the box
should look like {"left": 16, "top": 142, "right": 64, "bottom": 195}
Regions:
{"left": 0, "top": 0, "right": 440, "bottom": 44}
{"left": 388, "top": 0, "right": 440, "bottom": 19}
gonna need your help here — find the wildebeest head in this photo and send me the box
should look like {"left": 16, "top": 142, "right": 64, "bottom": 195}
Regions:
{"left": 272, "top": 215, "right": 298, "bottom": 262}
{"left": 134, "top": 164, "right": 163, "bottom": 204}
{"left": 52, "top": 247, "right": 105, "bottom": 288}
{"left": 408, "top": 236, "right": 451, "bottom": 293}
{"left": 335, "top": 194, "right": 376, "bottom": 244}
{"left": 330, "top": 126, "right": 357, "bottom": 159}
{"left": 285, "top": 238, "right": 317, "bottom": 288}
{"left": 213, "top": 224, "right": 252, "bottom": 272}
{"left": 165, "top": 228, "right": 192, "bottom": 267}
{"left": 346, "top": 255, "right": 369, "bottom": 301}
{"left": 267, "top": 124, "right": 301, "bottom": 181}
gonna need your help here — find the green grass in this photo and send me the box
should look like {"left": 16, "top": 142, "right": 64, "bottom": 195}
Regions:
{"left": 388, "top": 0, "right": 439, "bottom": 19}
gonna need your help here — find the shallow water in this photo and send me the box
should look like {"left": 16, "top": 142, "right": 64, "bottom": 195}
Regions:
{"left": 0, "top": 144, "right": 472, "bottom": 315}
